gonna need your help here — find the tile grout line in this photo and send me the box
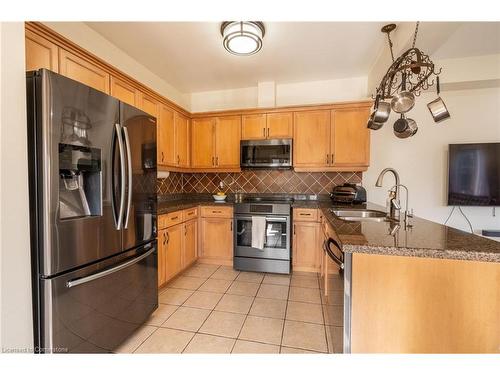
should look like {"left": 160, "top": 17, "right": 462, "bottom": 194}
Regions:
{"left": 179, "top": 263, "right": 223, "bottom": 353}
{"left": 230, "top": 273, "right": 264, "bottom": 353}
{"left": 279, "top": 278, "right": 292, "bottom": 352}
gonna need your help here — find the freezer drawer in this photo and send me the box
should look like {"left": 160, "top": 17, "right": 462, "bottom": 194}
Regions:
{"left": 37, "top": 242, "right": 158, "bottom": 353}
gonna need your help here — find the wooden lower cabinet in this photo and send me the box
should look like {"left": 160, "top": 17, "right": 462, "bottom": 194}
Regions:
{"left": 200, "top": 214, "right": 233, "bottom": 265}
{"left": 165, "top": 223, "right": 183, "bottom": 282}
{"left": 183, "top": 219, "right": 198, "bottom": 267}
{"left": 351, "top": 253, "right": 500, "bottom": 353}
{"left": 158, "top": 229, "right": 167, "bottom": 287}
{"left": 292, "top": 220, "right": 321, "bottom": 272}
{"left": 157, "top": 209, "right": 200, "bottom": 287}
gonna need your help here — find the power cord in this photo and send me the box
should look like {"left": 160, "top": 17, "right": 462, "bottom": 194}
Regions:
{"left": 444, "top": 206, "right": 474, "bottom": 234}
{"left": 458, "top": 206, "right": 474, "bottom": 234}
{"left": 444, "top": 206, "right": 456, "bottom": 225}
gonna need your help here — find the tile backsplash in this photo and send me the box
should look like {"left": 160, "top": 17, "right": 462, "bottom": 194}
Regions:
{"left": 157, "top": 170, "right": 362, "bottom": 195}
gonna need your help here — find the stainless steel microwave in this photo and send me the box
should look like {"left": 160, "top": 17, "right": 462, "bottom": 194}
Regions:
{"left": 240, "top": 139, "right": 292, "bottom": 169}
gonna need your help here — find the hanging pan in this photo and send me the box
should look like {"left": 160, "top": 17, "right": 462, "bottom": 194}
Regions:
{"left": 367, "top": 95, "right": 391, "bottom": 130}
{"left": 391, "top": 73, "right": 416, "bottom": 114}
{"left": 427, "top": 76, "right": 450, "bottom": 122}
{"left": 393, "top": 114, "right": 418, "bottom": 138}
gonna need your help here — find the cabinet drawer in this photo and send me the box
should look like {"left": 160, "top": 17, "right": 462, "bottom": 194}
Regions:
{"left": 158, "top": 211, "right": 183, "bottom": 229}
{"left": 183, "top": 207, "right": 198, "bottom": 221}
{"left": 294, "top": 208, "right": 318, "bottom": 222}
{"left": 200, "top": 206, "right": 233, "bottom": 218}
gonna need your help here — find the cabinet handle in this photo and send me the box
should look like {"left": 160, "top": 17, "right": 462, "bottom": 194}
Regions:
{"left": 187, "top": 211, "right": 194, "bottom": 216}
{"left": 212, "top": 156, "right": 215, "bottom": 166}
{"left": 163, "top": 232, "right": 166, "bottom": 245}
{"left": 263, "top": 127, "right": 266, "bottom": 137}
{"left": 267, "top": 128, "right": 269, "bottom": 138}
{"left": 161, "top": 152, "right": 164, "bottom": 162}
{"left": 326, "top": 154, "right": 329, "bottom": 164}
{"left": 331, "top": 153, "right": 334, "bottom": 164}
{"left": 299, "top": 213, "right": 311, "bottom": 216}
{"left": 216, "top": 156, "right": 219, "bottom": 166}
{"left": 177, "top": 155, "right": 180, "bottom": 164}
{"left": 230, "top": 221, "right": 233, "bottom": 231}
{"left": 166, "top": 232, "right": 169, "bottom": 244}
{"left": 185, "top": 226, "right": 187, "bottom": 236}
{"left": 212, "top": 210, "right": 222, "bottom": 213}
{"left": 171, "top": 216, "right": 178, "bottom": 220}
{"left": 293, "top": 224, "right": 296, "bottom": 235}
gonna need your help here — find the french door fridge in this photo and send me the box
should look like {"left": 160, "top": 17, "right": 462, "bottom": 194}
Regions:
{"left": 27, "top": 69, "right": 158, "bottom": 353}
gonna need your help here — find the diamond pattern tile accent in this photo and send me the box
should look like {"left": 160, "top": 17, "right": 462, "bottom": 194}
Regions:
{"left": 157, "top": 171, "right": 361, "bottom": 196}
{"left": 180, "top": 171, "right": 362, "bottom": 195}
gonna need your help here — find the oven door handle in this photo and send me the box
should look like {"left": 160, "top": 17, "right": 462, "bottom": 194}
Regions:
{"left": 234, "top": 216, "right": 288, "bottom": 222}
{"left": 323, "top": 237, "right": 344, "bottom": 270}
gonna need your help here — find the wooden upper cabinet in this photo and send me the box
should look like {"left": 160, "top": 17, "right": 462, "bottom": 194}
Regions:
{"left": 110, "top": 76, "right": 137, "bottom": 106}
{"left": 267, "top": 112, "right": 293, "bottom": 139}
{"left": 242, "top": 114, "right": 267, "bottom": 140}
{"left": 191, "top": 118, "right": 215, "bottom": 168}
{"left": 293, "top": 110, "right": 331, "bottom": 168}
{"left": 138, "top": 92, "right": 159, "bottom": 119}
{"left": 241, "top": 112, "right": 293, "bottom": 140}
{"left": 59, "top": 49, "right": 110, "bottom": 93}
{"left": 25, "top": 29, "right": 59, "bottom": 72}
{"left": 175, "top": 113, "right": 190, "bottom": 167}
{"left": 331, "top": 108, "right": 371, "bottom": 167}
{"left": 215, "top": 116, "right": 241, "bottom": 168}
{"left": 158, "top": 105, "right": 175, "bottom": 166}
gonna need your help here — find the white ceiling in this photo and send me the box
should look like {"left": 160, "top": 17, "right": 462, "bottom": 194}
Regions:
{"left": 86, "top": 22, "right": 500, "bottom": 94}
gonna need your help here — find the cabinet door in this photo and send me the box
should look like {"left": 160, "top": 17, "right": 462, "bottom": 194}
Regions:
{"left": 331, "top": 108, "right": 371, "bottom": 167}
{"left": 201, "top": 218, "right": 233, "bottom": 261}
{"left": 110, "top": 76, "right": 137, "bottom": 106}
{"left": 25, "top": 30, "right": 59, "bottom": 72}
{"left": 191, "top": 118, "right": 215, "bottom": 168}
{"left": 292, "top": 221, "right": 320, "bottom": 271}
{"left": 165, "top": 224, "right": 183, "bottom": 281}
{"left": 293, "top": 110, "right": 331, "bottom": 168}
{"left": 267, "top": 112, "right": 293, "bottom": 139}
{"left": 138, "top": 92, "right": 159, "bottom": 119}
{"left": 59, "top": 49, "right": 110, "bottom": 93}
{"left": 215, "top": 116, "right": 241, "bottom": 168}
{"left": 175, "top": 112, "right": 190, "bottom": 167}
{"left": 158, "top": 229, "right": 167, "bottom": 287}
{"left": 158, "top": 105, "right": 175, "bottom": 166}
{"left": 183, "top": 219, "right": 198, "bottom": 267}
{"left": 242, "top": 114, "right": 266, "bottom": 140}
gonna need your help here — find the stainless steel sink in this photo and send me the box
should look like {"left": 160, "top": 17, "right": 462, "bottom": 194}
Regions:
{"left": 329, "top": 208, "right": 389, "bottom": 222}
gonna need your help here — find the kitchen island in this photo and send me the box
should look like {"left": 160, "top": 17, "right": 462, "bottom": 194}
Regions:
{"left": 320, "top": 202, "right": 500, "bottom": 354}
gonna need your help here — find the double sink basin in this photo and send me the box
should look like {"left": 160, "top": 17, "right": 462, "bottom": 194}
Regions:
{"left": 330, "top": 208, "right": 392, "bottom": 222}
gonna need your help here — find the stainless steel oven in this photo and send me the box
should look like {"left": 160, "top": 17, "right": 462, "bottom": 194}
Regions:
{"left": 233, "top": 198, "right": 291, "bottom": 274}
{"left": 240, "top": 139, "right": 292, "bottom": 169}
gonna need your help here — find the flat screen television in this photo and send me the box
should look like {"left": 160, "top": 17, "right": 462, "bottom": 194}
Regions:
{"left": 448, "top": 143, "right": 500, "bottom": 206}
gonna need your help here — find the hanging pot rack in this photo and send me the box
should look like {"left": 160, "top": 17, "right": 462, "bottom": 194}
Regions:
{"left": 374, "top": 22, "right": 442, "bottom": 100}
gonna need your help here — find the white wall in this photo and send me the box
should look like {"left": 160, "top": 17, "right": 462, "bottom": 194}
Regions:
{"left": 189, "top": 76, "right": 368, "bottom": 112}
{"left": 364, "top": 86, "right": 500, "bottom": 235}
{"left": 42, "top": 22, "right": 191, "bottom": 111}
{"left": 0, "top": 22, "right": 33, "bottom": 351}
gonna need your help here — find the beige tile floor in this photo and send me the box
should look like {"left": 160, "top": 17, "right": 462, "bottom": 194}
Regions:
{"left": 115, "top": 262, "right": 343, "bottom": 354}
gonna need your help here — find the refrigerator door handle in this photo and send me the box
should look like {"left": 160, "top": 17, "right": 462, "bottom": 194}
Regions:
{"left": 122, "top": 126, "right": 132, "bottom": 229}
{"left": 66, "top": 246, "right": 155, "bottom": 288}
{"left": 115, "top": 123, "right": 126, "bottom": 230}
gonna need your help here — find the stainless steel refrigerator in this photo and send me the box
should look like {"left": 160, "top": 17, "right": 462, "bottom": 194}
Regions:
{"left": 26, "top": 69, "right": 158, "bottom": 353}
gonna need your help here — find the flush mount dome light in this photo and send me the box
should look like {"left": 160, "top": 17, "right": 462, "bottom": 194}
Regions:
{"left": 221, "top": 21, "right": 265, "bottom": 56}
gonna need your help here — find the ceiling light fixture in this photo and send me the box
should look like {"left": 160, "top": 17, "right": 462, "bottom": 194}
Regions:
{"left": 221, "top": 21, "right": 265, "bottom": 56}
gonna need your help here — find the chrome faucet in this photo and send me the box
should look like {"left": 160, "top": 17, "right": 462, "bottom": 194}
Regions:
{"left": 375, "top": 168, "right": 401, "bottom": 220}
{"left": 390, "top": 183, "right": 413, "bottom": 226}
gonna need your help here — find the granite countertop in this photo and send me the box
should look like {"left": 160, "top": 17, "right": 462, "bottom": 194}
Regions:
{"left": 157, "top": 194, "right": 500, "bottom": 263}
{"left": 320, "top": 202, "right": 500, "bottom": 263}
